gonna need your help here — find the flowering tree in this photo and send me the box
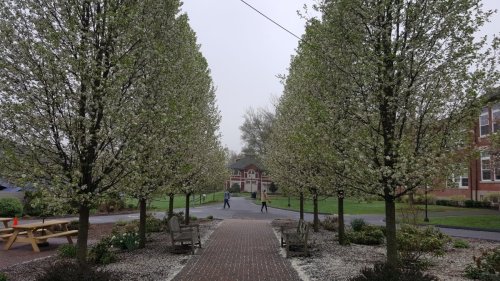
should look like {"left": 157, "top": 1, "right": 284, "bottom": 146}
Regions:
{"left": 0, "top": 0, "right": 192, "bottom": 262}
{"left": 281, "top": 0, "right": 499, "bottom": 264}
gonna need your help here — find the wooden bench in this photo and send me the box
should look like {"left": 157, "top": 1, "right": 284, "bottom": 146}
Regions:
{"left": 167, "top": 216, "right": 201, "bottom": 254}
{"left": 281, "top": 219, "right": 310, "bottom": 257}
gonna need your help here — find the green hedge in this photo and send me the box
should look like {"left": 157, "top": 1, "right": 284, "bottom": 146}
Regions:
{"left": 0, "top": 197, "right": 23, "bottom": 217}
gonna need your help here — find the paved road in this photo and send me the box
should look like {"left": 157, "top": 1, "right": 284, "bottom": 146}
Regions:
{"left": 15, "top": 197, "right": 500, "bottom": 241}
{"left": 171, "top": 197, "right": 500, "bottom": 241}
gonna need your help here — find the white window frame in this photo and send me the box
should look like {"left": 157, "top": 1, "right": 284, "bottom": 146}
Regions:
{"left": 457, "top": 175, "right": 468, "bottom": 189}
{"left": 480, "top": 108, "right": 489, "bottom": 137}
{"left": 493, "top": 105, "right": 500, "bottom": 133}
{"left": 449, "top": 173, "right": 468, "bottom": 189}
{"left": 481, "top": 151, "right": 492, "bottom": 181}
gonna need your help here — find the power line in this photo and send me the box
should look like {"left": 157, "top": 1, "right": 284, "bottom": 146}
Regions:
{"left": 238, "top": 0, "right": 302, "bottom": 41}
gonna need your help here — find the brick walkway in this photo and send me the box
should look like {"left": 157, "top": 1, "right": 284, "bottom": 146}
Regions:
{"left": 172, "top": 219, "right": 301, "bottom": 281}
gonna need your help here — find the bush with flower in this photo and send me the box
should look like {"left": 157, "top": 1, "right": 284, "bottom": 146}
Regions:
{"left": 110, "top": 232, "right": 140, "bottom": 251}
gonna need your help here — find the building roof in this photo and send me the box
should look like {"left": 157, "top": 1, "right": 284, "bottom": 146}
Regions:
{"left": 229, "top": 155, "right": 265, "bottom": 170}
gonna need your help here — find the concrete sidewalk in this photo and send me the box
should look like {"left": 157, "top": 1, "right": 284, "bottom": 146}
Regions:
{"left": 172, "top": 219, "right": 301, "bottom": 281}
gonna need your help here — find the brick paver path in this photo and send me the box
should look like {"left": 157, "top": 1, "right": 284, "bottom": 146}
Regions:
{"left": 172, "top": 219, "right": 301, "bottom": 281}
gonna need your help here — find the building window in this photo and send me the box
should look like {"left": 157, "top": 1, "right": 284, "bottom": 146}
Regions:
{"left": 449, "top": 174, "right": 468, "bottom": 189}
{"left": 480, "top": 108, "right": 489, "bottom": 136}
{"left": 247, "top": 169, "right": 256, "bottom": 179}
{"left": 233, "top": 170, "right": 240, "bottom": 176}
{"left": 493, "top": 105, "right": 500, "bottom": 133}
{"left": 481, "top": 152, "right": 492, "bottom": 181}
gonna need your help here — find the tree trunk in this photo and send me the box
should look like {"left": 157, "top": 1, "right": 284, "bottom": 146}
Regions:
{"left": 299, "top": 192, "right": 304, "bottom": 220}
{"left": 313, "top": 192, "right": 319, "bottom": 232}
{"left": 385, "top": 196, "right": 398, "bottom": 265}
{"left": 338, "top": 196, "right": 346, "bottom": 245}
{"left": 185, "top": 193, "right": 190, "bottom": 224}
{"left": 139, "top": 198, "right": 147, "bottom": 249}
{"left": 168, "top": 194, "right": 174, "bottom": 219}
{"left": 76, "top": 205, "right": 90, "bottom": 264}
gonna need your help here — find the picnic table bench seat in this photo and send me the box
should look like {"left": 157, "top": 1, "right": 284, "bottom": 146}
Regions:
{"left": 0, "top": 228, "right": 13, "bottom": 233}
{"left": 280, "top": 219, "right": 310, "bottom": 257}
{"left": 36, "top": 230, "right": 78, "bottom": 241}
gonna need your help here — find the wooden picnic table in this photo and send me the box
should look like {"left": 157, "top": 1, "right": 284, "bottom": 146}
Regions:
{"left": 0, "top": 218, "right": 12, "bottom": 228}
{"left": 3, "top": 219, "right": 78, "bottom": 252}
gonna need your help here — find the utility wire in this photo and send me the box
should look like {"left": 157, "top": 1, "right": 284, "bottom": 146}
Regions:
{"left": 238, "top": 0, "right": 303, "bottom": 41}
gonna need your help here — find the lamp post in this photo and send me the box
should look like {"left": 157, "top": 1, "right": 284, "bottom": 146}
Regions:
{"left": 288, "top": 195, "right": 291, "bottom": 207}
{"left": 424, "top": 186, "right": 429, "bottom": 222}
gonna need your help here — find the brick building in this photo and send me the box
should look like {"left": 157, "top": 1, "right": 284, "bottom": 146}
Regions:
{"left": 433, "top": 92, "right": 500, "bottom": 200}
{"left": 225, "top": 155, "right": 272, "bottom": 193}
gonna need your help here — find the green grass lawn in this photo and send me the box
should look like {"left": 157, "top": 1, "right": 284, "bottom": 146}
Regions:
{"left": 127, "top": 191, "right": 225, "bottom": 210}
{"left": 425, "top": 215, "right": 500, "bottom": 230}
{"left": 265, "top": 194, "right": 479, "bottom": 215}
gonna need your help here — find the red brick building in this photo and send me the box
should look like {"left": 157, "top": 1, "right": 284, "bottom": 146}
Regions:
{"left": 225, "top": 155, "right": 272, "bottom": 193}
{"left": 433, "top": 93, "right": 500, "bottom": 200}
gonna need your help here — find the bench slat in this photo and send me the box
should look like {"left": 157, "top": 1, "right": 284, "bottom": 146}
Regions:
{"left": 36, "top": 230, "right": 78, "bottom": 240}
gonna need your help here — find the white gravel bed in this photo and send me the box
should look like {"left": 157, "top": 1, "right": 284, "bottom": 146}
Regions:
{"left": 1, "top": 220, "right": 220, "bottom": 281}
{"left": 272, "top": 219, "right": 500, "bottom": 281}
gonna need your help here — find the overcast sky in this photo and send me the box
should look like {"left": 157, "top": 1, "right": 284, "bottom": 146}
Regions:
{"left": 182, "top": 0, "right": 500, "bottom": 153}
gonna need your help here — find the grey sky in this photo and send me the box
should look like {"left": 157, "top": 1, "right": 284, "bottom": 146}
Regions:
{"left": 182, "top": 0, "right": 499, "bottom": 153}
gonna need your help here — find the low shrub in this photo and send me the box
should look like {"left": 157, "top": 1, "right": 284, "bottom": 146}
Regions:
{"left": 351, "top": 218, "right": 367, "bottom": 232}
{"left": 66, "top": 220, "right": 79, "bottom": 231}
{"left": 453, "top": 239, "right": 470, "bottom": 249}
{"left": 206, "top": 215, "right": 214, "bottom": 220}
{"left": 97, "top": 193, "right": 126, "bottom": 214}
{"left": 36, "top": 261, "right": 118, "bottom": 281}
{"left": 464, "top": 200, "right": 475, "bottom": 208}
{"left": 190, "top": 215, "right": 198, "bottom": 221}
{"left": 0, "top": 272, "right": 7, "bottom": 281}
{"left": 57, "top": 244, "right": 77, "bottom": 258}
{"left": 486, "top": 192, "right": 500, "bottom": 203}
{"left": 145, "top": 215, "right": 163, "bottom": 233}
{"left": 350, "top": 262, "right": 438, "bottom": 281}
{"left": 464, "top": 247, "right": 500, "bottom": 280}
{"left": 397, "top": 225, "right": 450, "bottom": 268}
{"left": 112, "top": 221, "right": 138, "bottom": 236}
{"left": 347, "top": 225, "right": 385, "bottom": 245}
{"left": 110, "top": 232, "right": 139, "bottom": 251}
{"left": 321, "top": 215, "right": 338, "bottom": 231}
{"left": 435, "top": 199, "right": 460, "bottom": 207}
{"left": 464, "top": 200, "right": 493, "bottom": 209}
{"left": 229, "top": 183, "right": 240, "bottom": 193}
{"left": 88, "top": 237, "right": 116, "bottom": 265}
{"left": 0, "top": 198, "right": 23, "bottom": 217}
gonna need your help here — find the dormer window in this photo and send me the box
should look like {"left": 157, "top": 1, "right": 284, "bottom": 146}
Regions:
{"left": 480, "top": 108, "right": 489, "bottom": 137}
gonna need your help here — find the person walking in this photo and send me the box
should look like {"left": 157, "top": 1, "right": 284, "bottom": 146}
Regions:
{"left": 223, "top": 190, "right": 231, "bottom": 209}
{"left": 261, "top": 189, "right": 270, "bottom": 213}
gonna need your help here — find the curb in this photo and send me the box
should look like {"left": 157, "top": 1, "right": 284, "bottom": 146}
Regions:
{"left": 431, "top": 224, "right": 500, "bottom": 233}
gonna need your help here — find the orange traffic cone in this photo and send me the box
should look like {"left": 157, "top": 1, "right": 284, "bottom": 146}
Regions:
{"left": 13, "top": 216, "right": 18, "bottom": 226}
